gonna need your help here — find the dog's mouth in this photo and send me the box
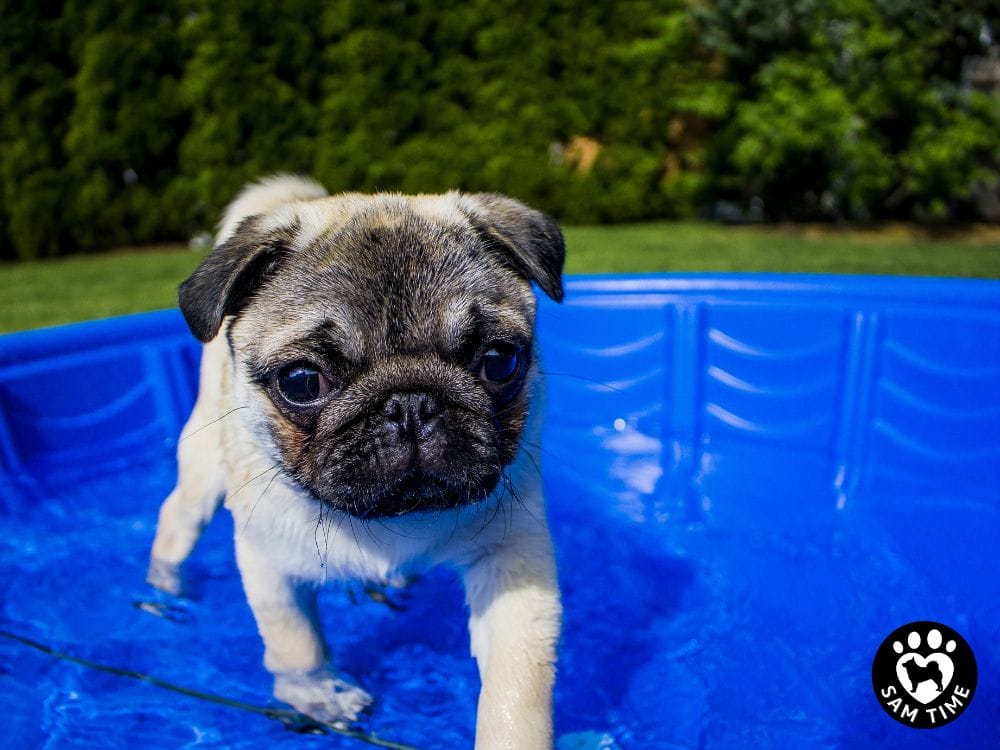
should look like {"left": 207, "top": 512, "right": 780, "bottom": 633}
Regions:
{"left": 313, "top": 468, "right": 500, "bottom": 519}
{"left": 387, "top": 471, "right": 480, "bottom": 515}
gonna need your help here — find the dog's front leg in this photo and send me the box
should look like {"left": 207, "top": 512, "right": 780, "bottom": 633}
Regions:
{"left": 148, "top": 402, "right": 226, "bottom": 594}
{"left": 234, "top": 536, "right": 372, "bottom": 725}
{"left": 463, "top": 537, "right": 562, "bottom": 750}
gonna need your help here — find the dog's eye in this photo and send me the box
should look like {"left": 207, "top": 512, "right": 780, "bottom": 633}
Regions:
{"left": 276, "top": 362, "right": 331, "bottom": 405}
{"left": 478, "top": 343, "right": 520, "bottom": 383}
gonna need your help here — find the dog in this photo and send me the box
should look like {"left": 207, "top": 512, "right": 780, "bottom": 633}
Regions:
{"left": 900, "top": 656, "right": 945, "bottom": 693}
{"left": 147, "top": 175, "right": 564, "bottom": 748}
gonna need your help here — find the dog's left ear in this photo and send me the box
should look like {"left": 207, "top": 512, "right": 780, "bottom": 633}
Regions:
{"left": 178, "top": 216, "right": 294, "bottom": 342}
{"left": 461, "top": 193, "right": 566, "bottom": 302}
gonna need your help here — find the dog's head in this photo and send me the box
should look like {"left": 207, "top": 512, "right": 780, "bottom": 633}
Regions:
{"left": 179, "top": 190, "right": 564, "bottom": 518}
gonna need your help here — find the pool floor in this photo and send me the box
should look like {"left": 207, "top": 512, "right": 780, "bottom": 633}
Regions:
{"left": 1, "top": 438, "right": 996, "bottom": 749}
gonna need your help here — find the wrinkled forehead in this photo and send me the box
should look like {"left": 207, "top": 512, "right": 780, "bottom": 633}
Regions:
{"left": 234, "top": 199, "right": 537, "bottom": 363}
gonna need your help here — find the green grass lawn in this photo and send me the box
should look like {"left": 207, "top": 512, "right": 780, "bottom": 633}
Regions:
{"left": 1, "top": 222, "right": 999, "bottom": 333}
{"left": 564, "top": 222, "right": 1000, "bottom": 276}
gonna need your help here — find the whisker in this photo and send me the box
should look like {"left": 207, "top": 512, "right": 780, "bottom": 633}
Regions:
{"left": 520, "top": 437, "right": 573, "bottom": 471}
{"left": 359, "top": 515, "right": 384, "bottom": 548}
{"left": 313, "top": 501, "right": 330, "bottom": 572}
{"left": 473, "top": 477, "right": 506, "bottom": 541}
{"left": 334, "top": 504, "right": 351, "bottom": 537}
{"left": 501, "top": 477, "right": 511, "bottom": 544}
{"left": 375, "top": 518, "right": 418, "bottom": 539}
{"left": 179, "top": 406, "right": 249, "bottom": 443}
{"left": 228, "top": 464, "right": 282, "bottom": 504}
{"left": 322, "top": 503, "right": 334, "bottom": 566}
{"left": 240, "top": 466, "right": 282, "bottom": 538}
{"left": 538, "top": 370, "right": 624, "bottom": 393}
{"left": 503, "top": 471, "right": 547, "bottom": 532}
{"left": 347, "top": 516, "right": 364, "bottom": 558}
{"left": 493, "top": 401, "right": 525, "bottom": 418}
{"left": 519, "top": 444, "right": 545, "bottom": 480}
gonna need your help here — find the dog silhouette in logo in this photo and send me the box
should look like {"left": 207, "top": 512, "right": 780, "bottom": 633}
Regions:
{"left": 900, "top": 656, "right": 945, "bottom": 693}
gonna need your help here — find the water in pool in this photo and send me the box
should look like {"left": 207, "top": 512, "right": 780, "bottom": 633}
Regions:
{"left": 1, "top": 432, "right": 995, "bottom": 749}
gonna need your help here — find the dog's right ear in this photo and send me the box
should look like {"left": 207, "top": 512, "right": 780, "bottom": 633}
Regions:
{"left": 178, "top": 217, "right": 294, "bottom": 342}
{"left": 459, "top": 193, "right": 566, "bottom": 303}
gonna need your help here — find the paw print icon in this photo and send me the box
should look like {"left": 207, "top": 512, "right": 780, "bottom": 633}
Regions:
{"left": 873, "top": 621, "right": 977, "bottom": 728}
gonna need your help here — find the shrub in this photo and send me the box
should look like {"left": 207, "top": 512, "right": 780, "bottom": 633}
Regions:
{"left": 0, "top": 0, "right": 996, "bottom": 258}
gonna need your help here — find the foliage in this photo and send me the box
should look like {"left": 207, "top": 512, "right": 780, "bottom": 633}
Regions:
{"left": 0, "top": 0, "right": 997, "bottom": 258}
{"left": 698, "top": 0, "right": 1000, "bottom": 220}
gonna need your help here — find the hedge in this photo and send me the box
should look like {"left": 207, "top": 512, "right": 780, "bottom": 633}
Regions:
{"left": 1, "top": 0, "right": 997, "bottom": 258}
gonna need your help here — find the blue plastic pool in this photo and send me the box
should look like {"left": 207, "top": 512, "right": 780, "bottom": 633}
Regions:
{"left": 1, "top": 274, "right": 998, "bottom": 749}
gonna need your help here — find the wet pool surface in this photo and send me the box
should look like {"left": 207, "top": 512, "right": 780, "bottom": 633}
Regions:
{"left": 2, "top": 444, "right": 996, "bottom": 749}
{"left": 2, "top": 276, "right": 998, "bottom": 748}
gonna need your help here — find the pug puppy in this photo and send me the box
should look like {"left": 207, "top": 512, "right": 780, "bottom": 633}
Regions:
{"left": 147, "top": 176, "right": 564, "bottom": 749}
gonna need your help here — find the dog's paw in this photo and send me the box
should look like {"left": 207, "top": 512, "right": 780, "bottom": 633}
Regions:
{"left": 146, "top": 557, "right": 185, "bottom": 596}
{"left": 132, "top": 598, "right": 191, "bottom": 623}
{"left": 274, "top": 669, "right": 373, "bottom": 727}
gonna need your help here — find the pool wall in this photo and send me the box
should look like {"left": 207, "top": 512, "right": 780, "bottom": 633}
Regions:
{"left": 1, "top": 274, "right": 998, "bottom": 749}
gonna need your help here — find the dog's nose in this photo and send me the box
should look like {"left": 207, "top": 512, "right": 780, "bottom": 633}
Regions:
{"left": 382, "top": 392, "right": 440, "bottom": 441}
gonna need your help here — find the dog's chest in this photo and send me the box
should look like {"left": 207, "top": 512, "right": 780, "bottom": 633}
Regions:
{"left": 225, "top": 473, "right": 504, "bottom": 585}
